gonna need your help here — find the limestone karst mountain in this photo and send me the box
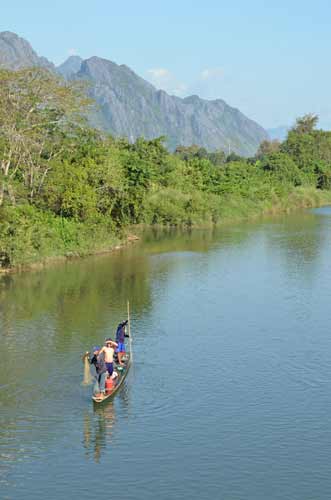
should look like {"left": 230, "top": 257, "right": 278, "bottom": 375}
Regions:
{"left": 0, "top": 31, "right": 267, "bottom": 155}
{"left": 75, "top": 56, "right": 267, "bottom": 155}
{"left": 0, "top": 31, "right": 54, "bottom": 71}
{"left": 57, "top": 55, "right": 83, "bottom": 79}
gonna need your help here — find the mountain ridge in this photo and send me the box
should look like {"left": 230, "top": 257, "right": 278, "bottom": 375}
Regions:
{"left": 0, "top": 31, "right": 54, "bottom": 71}
{"left": 57, "top": 55, "right": 83, "bottom": 79}
{"left": 0, "top": 31, "right": 268, "bottom": 155}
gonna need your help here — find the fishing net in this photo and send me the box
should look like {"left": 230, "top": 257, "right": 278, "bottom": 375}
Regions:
{"left": 82, "top": 355, "right": 93, "bottom": 385}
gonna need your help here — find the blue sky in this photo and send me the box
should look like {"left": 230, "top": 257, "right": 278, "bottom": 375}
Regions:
{"left": 2, "top": 0, "right": 331, "bottom": 129}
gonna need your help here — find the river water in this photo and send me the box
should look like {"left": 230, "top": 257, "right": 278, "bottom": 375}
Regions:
{"left": 1, "top": 208, "right": 331, "bottom": 500}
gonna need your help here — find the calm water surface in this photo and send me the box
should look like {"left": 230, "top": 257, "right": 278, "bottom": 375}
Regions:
{"left": 1, "top": 208, "right": 331, "bottom": 499}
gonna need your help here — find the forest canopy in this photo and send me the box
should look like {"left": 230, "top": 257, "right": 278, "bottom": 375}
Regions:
{"left": 1, "top": 69, "right": 331, "bottom": 268}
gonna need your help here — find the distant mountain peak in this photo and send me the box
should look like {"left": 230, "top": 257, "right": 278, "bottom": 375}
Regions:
{"left": 0, "top": 31, "right": 54, "bottom": 71}
{"left": 78, "top": 56, "right": 156, "bottom": 93}
{"left": 1, "top": 30, "right": 18, "bottom": 38}
{"left": 76, "top": 57, "right": 267, "bottom": 154}
{"left": 57, "top": 55, "right": 83, "bottom": 78}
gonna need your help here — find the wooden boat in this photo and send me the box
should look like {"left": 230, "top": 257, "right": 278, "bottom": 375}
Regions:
{"left": 92, "top": 301, "right": 133, "bottom": 404}
{"left": 92, "top": 354, "right": 131, "bottom": 403}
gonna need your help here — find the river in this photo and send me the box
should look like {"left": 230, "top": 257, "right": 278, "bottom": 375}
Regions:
{"left": 1, "top": 207, "right": 331, "bottom": 500}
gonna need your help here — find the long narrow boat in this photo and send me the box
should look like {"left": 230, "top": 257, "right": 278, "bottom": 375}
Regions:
{"left": 92, "top": 301, "right": 133, "bottom": 404}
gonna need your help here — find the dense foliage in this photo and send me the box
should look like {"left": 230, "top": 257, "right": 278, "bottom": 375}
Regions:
{"left": 1, "top": 70, "right": 331, "bottom": 268}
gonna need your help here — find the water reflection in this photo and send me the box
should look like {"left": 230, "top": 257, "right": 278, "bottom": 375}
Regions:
{"left": 83, "top": 403, "right": 116, "bottom": 463}
{"left": 264, "top": 212, "right": 331, "bottom": 285}
{"left": 2, "top": 210, "right": 331, "bottom": 500}
{"left": 0, "top": 222, "right": 255, "bottom": 336}
{"left": 140, "top": 224, "right": 253, "bottom": 254}
{"left": 0, "top": 250, "right": 155, "bottom": 341}
{"left": 82, "top": 382, "right": 131, "bottom": 463}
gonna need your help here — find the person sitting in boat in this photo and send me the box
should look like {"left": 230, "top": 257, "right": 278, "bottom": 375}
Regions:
{"left": 99, "top": 339, "right": 118, "bottom": 377}
{"left": 115, "top": 320, "right": 129, "bottom": 366}
{"left": 89, "top": 346, "right": 108, "bottom": 399}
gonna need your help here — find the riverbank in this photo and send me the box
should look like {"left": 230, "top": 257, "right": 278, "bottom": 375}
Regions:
{"left": 2, "top": 70, "right": 331, "bottom": 274}
{"left": 217, "top": 186, "right": 331, "bottom": 222}
{"left": 0, "top": 233, "right": 140, "bottom": 275}
{"left": 1, "top": 186, "right": 331, "bottom": 274}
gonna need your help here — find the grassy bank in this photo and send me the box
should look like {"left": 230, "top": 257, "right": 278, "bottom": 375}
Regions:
{"left": 217, "top": 186, "right": 331, "bottom": 222}
{"left": 0, "top": 205, "right": 121, "bottom": 271}
{"left": 1, "top": 186, "right": 330, "bottom": 273}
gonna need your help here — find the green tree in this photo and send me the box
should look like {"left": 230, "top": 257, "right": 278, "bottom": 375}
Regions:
{"left": 226, "top": 152, "right": 242, "bottom": 163}
{"left": 291, "top": 114, "right": 319, "bottom": 135}
{"left": 314, "top": 161, "right": 331, "bottom": 190}
{"left": 256, "top": 139, "right": 281, "bottom": 158}
{"left": 260, "top": 152, "right": 303, "bottom": 186}
{"left": 0, "top": 67, "right": 89, "bottom": 205}
{"left": 208, "top": 149, "right": 226, "bottom": 166}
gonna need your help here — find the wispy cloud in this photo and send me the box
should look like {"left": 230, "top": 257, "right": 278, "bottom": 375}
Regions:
{"left": 146, "top": 67, "right": 188, "bottom": 96}
{"left": 146, "top": 66, "right": 226, "bottom": 100}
